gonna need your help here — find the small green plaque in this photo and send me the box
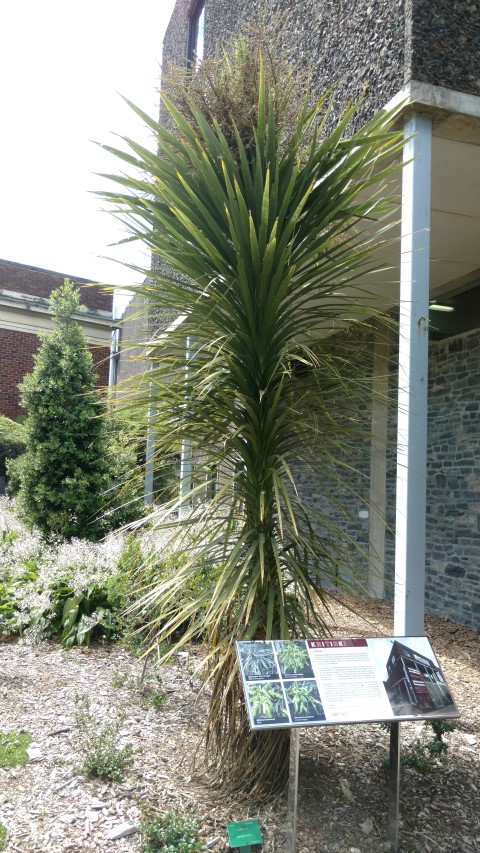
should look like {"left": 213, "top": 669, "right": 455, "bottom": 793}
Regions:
{"left": 227, "top": 818, "right": 262, "bottom": 849}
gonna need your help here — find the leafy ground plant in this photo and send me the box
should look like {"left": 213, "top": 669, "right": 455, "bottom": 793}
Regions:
{"left": 403, "top": 719, "right": 457, "bottom": 772}
{"left": 74, "top": 694, "right": 133, "bottom": 782}
{"left": 0, "top": 730, "right": 32, "bottom": 768}
{"left": 381, "top": 719, "right": 456, "bottom": 773}
{"left": 0, "top": 821, "right": 7, "bottom": 851}
{"left": 140, "top": 809, "right": 202, "bottom": 853}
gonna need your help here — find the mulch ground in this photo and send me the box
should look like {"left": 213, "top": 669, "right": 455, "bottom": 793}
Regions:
{"left": 0, "top": 594, "right": 478, "bottom": 853}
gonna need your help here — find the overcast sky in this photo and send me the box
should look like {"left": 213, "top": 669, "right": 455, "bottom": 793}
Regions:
{"left": 1, "top": 0, "right": 177, "bottom": 311}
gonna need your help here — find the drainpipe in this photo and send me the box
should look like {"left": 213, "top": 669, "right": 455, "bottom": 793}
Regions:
{"left": 108, "top": 326, "right": 120, "bottom": 387}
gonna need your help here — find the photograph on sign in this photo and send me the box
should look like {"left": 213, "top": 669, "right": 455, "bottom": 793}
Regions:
{"left": 236, "top": 637, "right": 460, "bottom": 730}
{"left": 238, "top": 641, "right": 280, "bottom": 681}
{"left": 245, "top": 681, "right": 289, "bottom": 726}
{"left": 283, "top": 679, "right": 326, "bottom": 723}
{"left": 274, "top": 640, "right": 315, "bottom": 679}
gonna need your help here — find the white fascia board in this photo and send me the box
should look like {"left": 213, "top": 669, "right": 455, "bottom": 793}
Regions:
{"left": 385, "top": 80, "right": 480, "bottom": 121}
{"left": 0, "top": 301, "right": 114, "bottom": 346}
{"left": 0, "top": 289, "right": 113, "bottom": 324}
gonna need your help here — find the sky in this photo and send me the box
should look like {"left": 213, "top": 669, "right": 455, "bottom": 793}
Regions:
{"left": 1, "top": 0, "right": 177, "bottom": 314}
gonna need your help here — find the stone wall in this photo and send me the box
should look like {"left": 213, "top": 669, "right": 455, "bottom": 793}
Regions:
{"left": 408, "top": 0, "right": 480, "bottom": 97}
{"left": 116, "top": 298, "right": 150, "bottom": 385}
{"left": 425, "top": 328, "right": 480, "bottom": 628}
{"left": 164, "top": 0, "right": 405, "bottom": 127}
{"left": 296, "top": 325, "right": 480, "bottom": 631}
{"left": 165, "top": 0, "right": 480, "bottom": 118}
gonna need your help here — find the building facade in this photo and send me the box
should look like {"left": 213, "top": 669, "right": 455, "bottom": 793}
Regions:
{"left": 384, "top": 640, "right": 454, "bottom": 713}
{"left": 0, "top": 259, "right": 113, "bottom": 420}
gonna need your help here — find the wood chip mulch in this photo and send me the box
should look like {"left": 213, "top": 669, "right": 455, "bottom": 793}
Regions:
{"left": 0, "top": 595, "right": 478, "bottom": 853}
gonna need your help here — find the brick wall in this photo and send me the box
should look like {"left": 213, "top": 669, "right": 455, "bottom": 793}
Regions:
{"left": 0, "top": 259, "right": 112, "bottom": 313}
{"left": 0, "top": 329, "right": 40, "bottom": 420}
{"left": 0, "top": 260, "right": 112, "bottom": 419}
{"left": 0, "top": 328, "right": 109, "bottom": 420}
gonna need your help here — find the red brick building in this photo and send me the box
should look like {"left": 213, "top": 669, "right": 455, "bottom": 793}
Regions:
{"left": 0, "top": 259, "right": 113, "bottom": 420}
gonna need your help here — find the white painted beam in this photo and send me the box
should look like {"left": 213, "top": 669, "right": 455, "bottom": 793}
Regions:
{"left": 394, "top": 112, "right": 432, "bottom": 636}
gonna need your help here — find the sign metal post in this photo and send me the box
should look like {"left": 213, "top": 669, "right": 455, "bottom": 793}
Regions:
{"left": 388, "top": 721, "right": 401, "bottom": 852}
{"left": 285, "top": 728, "right": 300, "bottom": 853}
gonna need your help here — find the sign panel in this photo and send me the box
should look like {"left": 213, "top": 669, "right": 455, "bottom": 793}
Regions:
{"left": 236, "top": 637, "right": 460, "bottom": 730}
{"left": 227, "top": 819, "right": 263, "bottom": 847}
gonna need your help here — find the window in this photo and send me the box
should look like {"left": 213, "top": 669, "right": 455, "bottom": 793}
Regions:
{"left": 187, "top": 0, "right": 205, "bottom": 69}
{"left": 205, "top": 463, "right": 217, "bottom": 501}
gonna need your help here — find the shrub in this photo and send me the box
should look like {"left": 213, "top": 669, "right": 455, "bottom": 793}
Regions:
{"left": 8, "top": 280, "right": 111, "bottom": 541}
{"left": 74, "top": 694, "right": 133, "bottom": 781}
{"left": 140, "top": 810, "right": 202, "bottom": 853}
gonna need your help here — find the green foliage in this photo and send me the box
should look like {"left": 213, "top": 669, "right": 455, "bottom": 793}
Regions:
{"left": 284, "top": 681, "right": 322, "bottom": 715}
{"left": 9, "top": 280, "right": 110, "bottom": 540}
{"left": 0, "top": 552, "right": 40, "bottom": 639}
{"left": 381, "top": 719, "right": 456, "bottom": 773}
{"left": 402, "top": 719, "right": 457, "bottom": 772}
{"left": 0, "top": 502, "right": 128, "bottom": 644}
{"left": 140, "top": 809, "right": 202, "bottom": 853}
{"left": 56, "top": 583, "right": 122, "bottom": 648}
{"left": 0, "top": 416, "right": 26, "bottom": 479}
{"left": 102, "top": 28, "right": 403, "bottom": 798}
{"left": 123, "top": 531, "right": 220, "bottom": 652}
{"left": 276, "top": 641, "right": 310, "bottom": 674}
{"left": 74, "top": 694, "right": 133, "bottom": 781}
{"left": 103, "top": 416, "right": 146, "bottom": 530}
{"left": 0, "top": 821, "right": 7, "bottom": 851}
{"left": 248, "top": 683, "right": 288, "bottom": 719}
{"left": 0, "top": 730, "right": 32, "bottom": 768}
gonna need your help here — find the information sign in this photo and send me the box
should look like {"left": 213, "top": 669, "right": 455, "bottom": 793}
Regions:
{"left": 227, "top": 818, "right": 263, "bottom": 850}
{"left": 236, "top": 637, "right": 460, "bottom": 730}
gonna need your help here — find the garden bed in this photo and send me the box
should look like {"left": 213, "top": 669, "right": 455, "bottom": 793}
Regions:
{"left": 0, "top": 595, "right": 478, "bottom": 853}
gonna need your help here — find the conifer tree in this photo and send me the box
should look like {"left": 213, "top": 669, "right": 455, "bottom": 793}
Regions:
{"left": 11, "top": 280, "right": 110, "bottom": 540}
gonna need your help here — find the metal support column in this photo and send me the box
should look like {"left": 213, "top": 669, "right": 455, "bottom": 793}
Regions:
{"left": 394, "top": 111, "right": 432, "bottom": 637}
{"left": 144, "top": 360, "right": 156, "bottom": 507}
{"left": 390, "top": 112, "right": 432, "bottom": 850}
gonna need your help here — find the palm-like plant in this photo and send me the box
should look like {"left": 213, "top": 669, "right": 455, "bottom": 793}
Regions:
{"left": 101, "top": 37, "right": 403, "bottom": 798}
